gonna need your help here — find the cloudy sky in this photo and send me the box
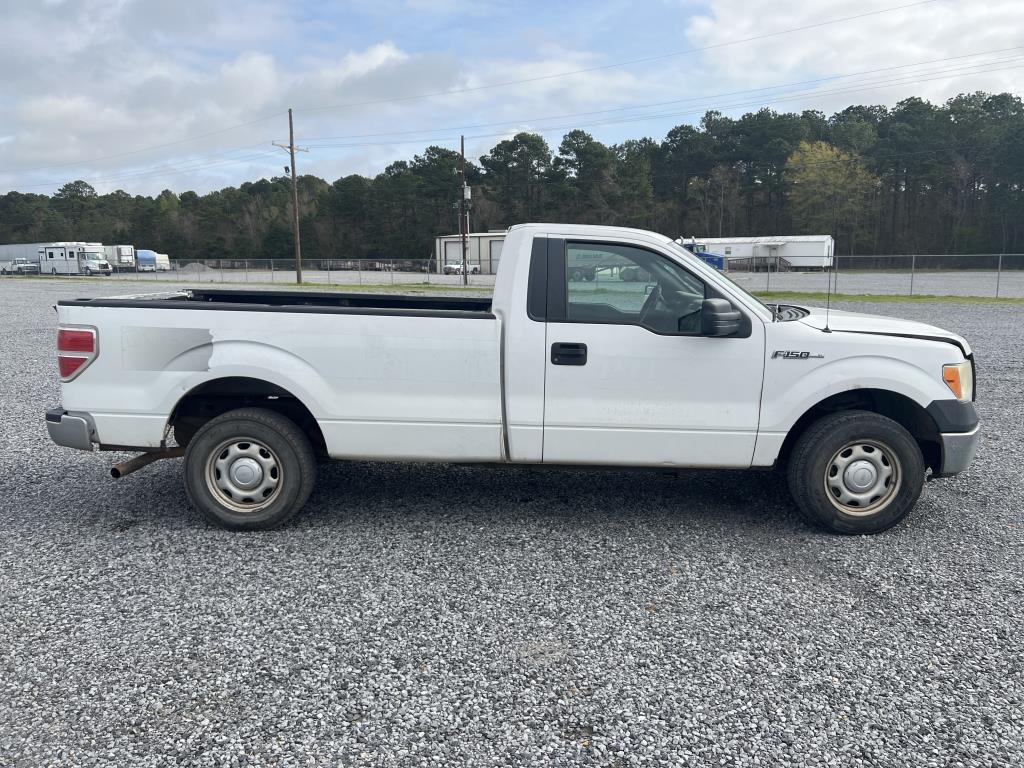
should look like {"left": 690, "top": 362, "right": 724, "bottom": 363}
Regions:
{"left": 0, "top": 0, "right": 1021, "bottom": 196}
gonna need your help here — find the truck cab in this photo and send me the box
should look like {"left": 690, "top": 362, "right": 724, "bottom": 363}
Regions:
{"left": 80, "top": 250, "right": 112, "bottom": 275}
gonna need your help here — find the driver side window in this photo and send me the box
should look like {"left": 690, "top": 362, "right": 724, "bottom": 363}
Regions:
{"left": 565, "top": 242, "right": 706, "bottom": 334}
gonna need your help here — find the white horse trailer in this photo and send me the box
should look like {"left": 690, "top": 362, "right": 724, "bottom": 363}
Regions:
{"left": 681, "top": 235, "right": 835, "bottom": 271}
{"left": 38, "top": 242, "right": 112, "bottom": 275}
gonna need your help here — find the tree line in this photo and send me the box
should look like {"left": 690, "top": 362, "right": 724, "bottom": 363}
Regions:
{"left": 2, "top": 92, "right": 1022, "bottom": 261}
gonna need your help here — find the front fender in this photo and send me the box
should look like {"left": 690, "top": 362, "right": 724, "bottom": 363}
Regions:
{"left": 759, "top": 354, "right": 949, "bottom": 435}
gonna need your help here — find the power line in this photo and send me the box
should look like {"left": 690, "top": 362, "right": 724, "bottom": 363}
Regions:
{"left": 296, "top": 48, "right": 1024, "bottom": 145}
{"left": 296, "top": 58, "right": 1024, "bottom": 151}
{"left": 0, "top": 114, "right": 285, "bottom": 176}
{"left": 10, "top": 53, "right": 1015, "bottom": 194}
{"left": 10, "top": 149, "right": 283, "bottom": 190}
{"left": 296, "top": 0, "right": 940, "bottom": 114}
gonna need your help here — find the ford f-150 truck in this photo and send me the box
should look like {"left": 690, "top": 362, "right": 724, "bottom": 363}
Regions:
{"left": 46, "top": 224, "right": 979, "bottom": 533}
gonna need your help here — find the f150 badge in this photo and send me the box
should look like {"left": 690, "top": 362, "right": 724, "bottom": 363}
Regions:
{"left": 772, "top": 350, "right": 825, "bottom": 359}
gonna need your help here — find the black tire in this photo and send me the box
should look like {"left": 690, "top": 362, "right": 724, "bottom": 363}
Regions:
{"left": 183, "top": 407, "right": 316, "bottom": 531}
{"left": 786, "top": 410, "right": 924, "bottom": 534}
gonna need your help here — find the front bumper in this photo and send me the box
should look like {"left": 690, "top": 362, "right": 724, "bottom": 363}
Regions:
{"left": 926, "top": 399, "right": 980, "bottom": 477}
{"left": 45, "top": 408, "right": 94, "bottom": 451}
{"left": 937, "top": 424, "right": 980, "bottom": 477}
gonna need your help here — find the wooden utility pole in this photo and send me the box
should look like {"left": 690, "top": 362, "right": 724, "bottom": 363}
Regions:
{"left": 459, "top": 135, "right": 469, "bottom": 286}
{"left": 273, "top": 108, "right": 309, "bottom": 284}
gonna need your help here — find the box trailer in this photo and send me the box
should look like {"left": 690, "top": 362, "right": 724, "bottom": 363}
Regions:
{"left": 103, "top": 244, "right": 136, "bottom": 270}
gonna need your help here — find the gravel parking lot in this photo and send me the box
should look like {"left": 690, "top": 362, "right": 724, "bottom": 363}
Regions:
{"left": 1, "top": 280, "right": 1021, "bottom": 767}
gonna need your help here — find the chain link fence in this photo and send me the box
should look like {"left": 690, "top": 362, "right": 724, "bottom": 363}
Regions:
{"left": 724, "top": 253, "right": 1024, "bottom": 298}
{"left": 4, "top": 254, "right": 1023, "bottom": 298}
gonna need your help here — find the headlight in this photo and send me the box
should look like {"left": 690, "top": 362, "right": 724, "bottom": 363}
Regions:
{"left": 942, "top": 361, "right": 974, "bottom": 402}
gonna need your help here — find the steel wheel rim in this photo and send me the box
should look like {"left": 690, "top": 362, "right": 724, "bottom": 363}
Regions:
{"left": 824, "top": 439, "right": 901, "bottom": 516}
{"left": 205, "top": 437, "right": 282, "bottom": 513}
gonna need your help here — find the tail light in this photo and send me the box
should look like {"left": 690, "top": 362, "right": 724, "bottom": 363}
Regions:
{"left": 57, "top": 326, "right": 98, "bottom": 381}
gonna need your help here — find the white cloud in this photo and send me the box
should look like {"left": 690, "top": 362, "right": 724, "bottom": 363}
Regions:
{"left": 0, "top": 0, "right": 1019, "bottom": 196}
{"left": 682, "top": 0, "right": 1023, "bottom": 113}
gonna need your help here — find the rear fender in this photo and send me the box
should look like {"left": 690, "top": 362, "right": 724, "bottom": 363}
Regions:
{"left": 162, "top": 340, "right": 331, "bottom": 422}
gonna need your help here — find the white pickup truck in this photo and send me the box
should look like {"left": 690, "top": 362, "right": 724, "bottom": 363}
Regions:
{"left": 46, "top": 224, "right": 979, "bottom": 534}
{"left": 1, "top": 257, "right": 41, "bottom": 275}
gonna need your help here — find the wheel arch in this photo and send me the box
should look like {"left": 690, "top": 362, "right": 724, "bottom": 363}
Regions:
{"left": 777, "top": 388, "right": 942, "bottom": 474}
{"left": 168, "top": 376, "right": 327, "bottom": 456}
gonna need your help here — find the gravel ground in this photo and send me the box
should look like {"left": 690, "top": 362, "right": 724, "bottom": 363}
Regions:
{"left": 1, "top": 281, "right": 1021, "bottom": 767}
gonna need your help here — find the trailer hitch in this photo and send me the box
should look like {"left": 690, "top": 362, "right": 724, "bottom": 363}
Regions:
{"left": 110, "top": 447, "right": 185, "bottom": 479}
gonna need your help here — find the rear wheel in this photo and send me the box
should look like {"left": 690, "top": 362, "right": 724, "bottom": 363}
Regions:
{"left": 786, "top": 410, "right": 924, "bottom": 534}
{"left": 183, "top": 407, "right": 316, "bottom": 530}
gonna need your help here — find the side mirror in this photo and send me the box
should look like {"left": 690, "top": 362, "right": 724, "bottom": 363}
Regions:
{"left": 700, "top": 298, "right": 741, "bottom": 337}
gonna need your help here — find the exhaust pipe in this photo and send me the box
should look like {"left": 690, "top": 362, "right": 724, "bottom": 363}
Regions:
{"left": 110, "top": 447, "right": 185, "bottom": 479}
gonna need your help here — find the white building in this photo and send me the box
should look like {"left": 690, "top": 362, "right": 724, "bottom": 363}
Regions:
{"left": 434, "top": 231, "right": 506, "bottom": 275}
{"left": 682, "top": 235, "right": 834, "bottom": 271}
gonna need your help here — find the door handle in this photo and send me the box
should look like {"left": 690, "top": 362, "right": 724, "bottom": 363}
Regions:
{"left": 551, "top": 342, "right": 587, "bottom": 366}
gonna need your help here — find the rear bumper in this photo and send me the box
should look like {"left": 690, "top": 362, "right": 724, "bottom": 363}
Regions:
{"left": 937, "top": 424, "right": 980, "bottom": 477}
{"left": 45, "top": 407, "right": 94, "bottom": 451}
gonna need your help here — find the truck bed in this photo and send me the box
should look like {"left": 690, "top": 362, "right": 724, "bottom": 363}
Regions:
{"left": 58, "top": 287, "right": 495, "bottom": 318}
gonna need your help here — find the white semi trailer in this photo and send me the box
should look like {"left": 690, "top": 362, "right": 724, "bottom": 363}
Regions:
{"left": 0, "top": 243, "right": 51, "bottom": 269}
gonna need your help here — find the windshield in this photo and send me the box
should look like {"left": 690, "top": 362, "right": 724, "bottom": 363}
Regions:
{"left": 83, "top": 252, "right": 103, "bottom": 261}
{"left": 664, "top": 240, "right": 774, "bottom": 315}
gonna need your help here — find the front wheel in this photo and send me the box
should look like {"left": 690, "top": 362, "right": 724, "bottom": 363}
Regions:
{"left": 183, "top": 408, "right": 316, "bottom": 530}
{"left": 786, "top": 410, "right": 924, "bottom": 534}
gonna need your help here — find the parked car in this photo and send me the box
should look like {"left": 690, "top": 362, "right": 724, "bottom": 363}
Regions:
{"left": 46, "top": 223, "right": 978, "bottom": 534}
{"left": 443, "top": 262, "right": 481, "bottom": 275}
{"left": 0, "top": 258, "right": 40, "bottom": 275}
{"left": 568, "top": 265, "right": 595, "bottom": 281}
